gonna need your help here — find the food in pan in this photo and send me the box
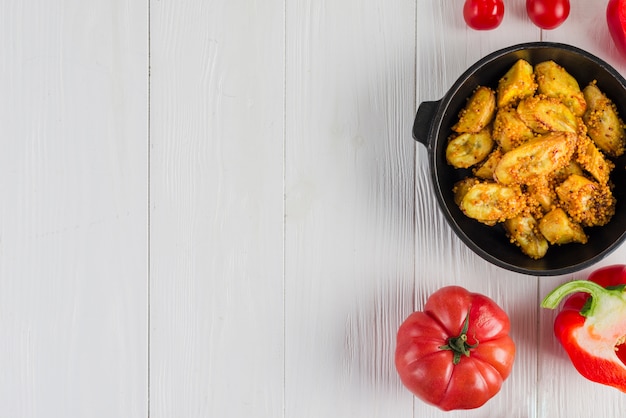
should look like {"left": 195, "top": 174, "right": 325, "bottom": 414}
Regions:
{"left": 446, "top": 59, "right": 626, "bottom": 259}
{"left": 583, "top": 82, "right": 626, "bottom": 157}
{"left": 496, "top": 59, "right": 536, "bottom": 108}
{"left": 452, "top": 86, "right": 496, "bottom": 133}
{"left": 534, "top": 60, "right": 586, "bottom": 117}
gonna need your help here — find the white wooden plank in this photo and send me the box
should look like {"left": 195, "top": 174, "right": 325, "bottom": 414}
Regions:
{"left": 284, "top": 0, "right": 416, "bottom": 416}
{"left": 413, "top": 1, "right": 541, "bottom": 416}
{"left": 0, "top": 0, "right": 148, "bottom": 417}
{"left": 149, "top": 1, "right": 285, "bottom": 417}
{"left": 541, "top": 0, "right": 626, "bottom": 75}
{"left": 536, "top": 2, "right": 626, "bottom": 416}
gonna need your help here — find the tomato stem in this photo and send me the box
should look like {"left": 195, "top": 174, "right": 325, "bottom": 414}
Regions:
{"left": 439, "top": 312, "right": 479, "bottom": 365}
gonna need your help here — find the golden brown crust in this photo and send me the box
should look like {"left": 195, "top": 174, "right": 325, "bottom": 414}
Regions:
{"left": 447, "top": 60, "right": 622, "bottom": 259}
{"left": 534, "top": 60, "right": 587, "bottom": 117}
{"left": 497, "top": 59, "right": 537, "bottom": 108}
{"left": 452, "top": 86, "right": 497, "bottom": 133}
{"left": 582, "top": 82, "right": 626, "bottom": 157}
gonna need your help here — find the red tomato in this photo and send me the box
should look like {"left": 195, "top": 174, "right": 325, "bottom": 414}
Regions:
{"left": 395, "top": 286, "right": 515, "bottom": 411}
{"left": 526, "top": 0, "right": 570, "bottom": 29}
{"left": 608, "top": 0, "right": 626, "bottom": 58}
{"left": 463, "top": 0, "right": 505, "bottom": 30}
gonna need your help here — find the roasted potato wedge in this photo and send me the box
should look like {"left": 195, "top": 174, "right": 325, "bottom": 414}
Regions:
{"left": 582, "top": 82, "right": 626, "bottom": 157}
{"left": 538, "top": 208, "right": 587, "bottom": 245}
{"left": 553, "top": 160, "right": 585, "bottom": 184}
{"left": 492, "top": 106, "right": 536, "bottom": 152}
{"left": 453, "top": 178, "right": 480, "bottom": 206}
{"left": 473, "top": 148, "right": 503, "bottom": 180}
{"left": 576, "top": 135, "right": 614, "bottom": 184}
{"left": 534, "top": 60, "right": 586, "bottom": 117}
{"left": 517, "top": 95, "right": 578, "bottom": 134}
{"left": 555, "top": 174, "right": 616, "bottom": 227}
{"left": 527, "top": 180, "right": 557, "bottom": 214}
{"left": 459, "top": 182, "right": 524, "bottom": 226}
{"left": 494, "top": 131, "right": 577, "bottom": 185}
{"left": 504, "top": 215, "right": 549, "bottom": 259}
{"left": 497, "top": 59, "right": 537, "bottom": 108}
{"left": 452, "top": 86, "right": 497, "bottom": 133}
{"left": 446, "top": 128, "right": 494, "bottom": 168}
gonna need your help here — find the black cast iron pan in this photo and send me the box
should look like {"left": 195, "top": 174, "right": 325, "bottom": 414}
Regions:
{"left": 413, "top": 42, "right": 626, "bottom": 276}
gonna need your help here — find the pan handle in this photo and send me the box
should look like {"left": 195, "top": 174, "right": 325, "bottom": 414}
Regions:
{"left": 412, "top": 100, "right": 440, "bottom": 147}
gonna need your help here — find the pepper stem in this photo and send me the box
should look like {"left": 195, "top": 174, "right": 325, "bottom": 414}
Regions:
{"left": 439, "top": 311, "right": 478, "bottom": 365}
{"left": 541, "top": 280, "right": 625, "bottom": 317}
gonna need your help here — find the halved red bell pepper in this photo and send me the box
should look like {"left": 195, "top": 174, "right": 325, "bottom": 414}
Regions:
{"left": 541, "top": 265, "right": 626, "bottom": 391}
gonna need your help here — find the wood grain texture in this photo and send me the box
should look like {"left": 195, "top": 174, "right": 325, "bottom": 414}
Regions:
{"left": 536, "top": 3, "right": 626, "bottom": 416}
{"left": 7, "top": 0, "right": 626, "bottom": 417}
{"left": 0, "top": 0, "right": 148, "bottom": 417}
{"left": 284, "top": 0, "right": 416, "bottom": 417}
{"left": 414, "top": 1, "right": 541, "bottom": 416}
{"left": 149, "top": 1, "right": 285, "bottom": 417}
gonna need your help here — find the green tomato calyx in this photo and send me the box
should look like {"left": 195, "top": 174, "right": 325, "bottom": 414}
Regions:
{"left": 439, "top": 311, "right": 479, "bottom": 365}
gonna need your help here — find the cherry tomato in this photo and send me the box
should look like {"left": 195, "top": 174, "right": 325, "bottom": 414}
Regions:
{"left": 607, "top": 0, "right": 626, "bottom": 58}
{"left": 463, "top": 0, "right": 505, "bottom": 30}
{"left": 395, "top": 286, "right": 515, "bottom": 411}
{"left": 526, "top": 0, "right": 570, "bottom": 30}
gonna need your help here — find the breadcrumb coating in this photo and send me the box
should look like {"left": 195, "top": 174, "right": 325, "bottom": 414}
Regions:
{"left": 447, "top": 60, "right": 622, "bottom": 259}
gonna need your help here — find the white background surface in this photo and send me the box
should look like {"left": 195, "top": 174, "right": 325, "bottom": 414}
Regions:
{"left": 3, "top": 0, "right": 626, "bottom": 417}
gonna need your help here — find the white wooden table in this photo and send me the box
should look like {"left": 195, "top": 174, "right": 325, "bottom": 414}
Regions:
{"left": 3, "top": 0, "right": 626, "bottom": 417}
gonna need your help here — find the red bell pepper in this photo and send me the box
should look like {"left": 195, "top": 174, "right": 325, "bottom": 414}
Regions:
{"left": 608, "top": 0, "right": 626, "bottom": 58}
{"left": 541, "top": 265, "right": 626, "bottom": 391}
